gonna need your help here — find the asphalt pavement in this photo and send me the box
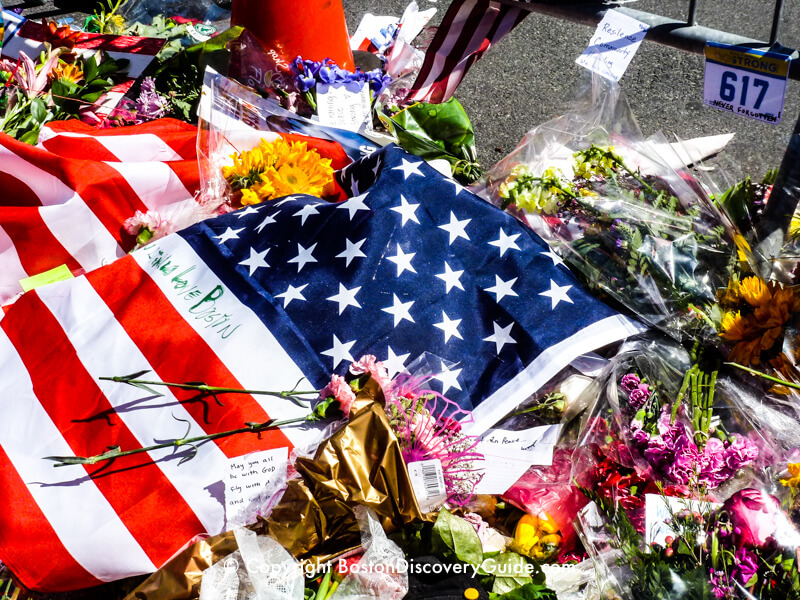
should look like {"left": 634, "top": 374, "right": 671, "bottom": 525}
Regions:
{"left": 11, "top": 0, "right": 800, "bottom": 178}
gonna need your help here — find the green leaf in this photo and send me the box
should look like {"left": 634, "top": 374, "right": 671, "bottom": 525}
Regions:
{"left": 30, "top": 97, "right": 48, "bottom": 123}
{"left": 432, "top": 507, "right": 483, "bottom": 566}
{"left": 19, "top": 128, "right": 41, "bottom": 145}
{"left": 482, "top": 553, "right": 533, "bottom": 595}
{"left": 83, "top": 55, "right": 99, "bottom": 83}
{"left": 492, "top": 581, "right": 557, "bottom": 600}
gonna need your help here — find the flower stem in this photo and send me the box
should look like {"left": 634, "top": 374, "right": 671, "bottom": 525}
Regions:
{"left": 725, "top": 362, "right": 800, "bottom": 390}
{"left": 44, "top": 415, "right": 312, "bottom": 468}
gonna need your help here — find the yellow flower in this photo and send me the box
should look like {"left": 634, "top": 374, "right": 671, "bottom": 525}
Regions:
{"left": 720, "top": 311, "right": 747, "bottom": 341}
{"left": 223, "top": 137, "right": 333, "bottom": 206}
{"left": 781, "top": 463, "right": 800, "bottom": 488}
{"left": 739, "top": 277, "right": 770, "bottom": 308}
{"left": 513, "top": 513, "right": 561, "bottom": 561}
{"left": 51, "top": 62, "right": 84, "bottom": 84}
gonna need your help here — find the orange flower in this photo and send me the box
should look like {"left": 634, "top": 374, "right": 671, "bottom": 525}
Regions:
{"left": 43, "top": 19, "right": 80, "bottom": 52}
{"left": 739, "top": 276, "right": 770, "bottom": 308}
{"left": 51, "top": 63, "right": 84, "bottom": 85}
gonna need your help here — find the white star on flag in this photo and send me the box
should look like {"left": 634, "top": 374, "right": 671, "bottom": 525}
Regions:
{"left": 384, "top": 346, "right": 410, "bottom": 377}
{"left": 541, "top": 250, "right": 565, "bottom": 267}
{"left": 336, "top": 238, "right": 366, "bottom": 267}
{"left": 214, "top": 227, "right": 244, "bottom": 244}
{"left": 274, "top": 196, "right": 302, "bottom": 206}
{"left": 327, "top": 283, "right": 362, "bottom": 315}
{"left": 485, "top": 275, "right": 518, "bottom": 302}
{"left": 337, "top": 193, "right": 370, "bottom": 220}
{"left": 434, "top": 311, "right": 463, "bottom": 343}
{"left": 255, "top": 212, "right": 278, "bottom": 234}
{"left": 444, "top": 176, "right": 464, "bottom": 196}
{"left": 436, "top": 364, "right": 463, "bottom": 394}
{"left": 288, "top": 242, "right": 318, "bottom": 272}
{"left": 386, "top": 243, "right": 416, "bottom": 277}
{"left": 238, "top": 247, "right": 270, "bottom": 276}
{"left": 392, "top": 158, "right": 424, "bottom": 180}
{"left": 275, "top": 283, "right": 308, "bottom": 307}
{"left": 382, "top": 294, "right": 415, "bottom": 327}
{"left": 439, "top": 212, "right": 471, "bottom": 245}
{"left": 539, "top": 279, "right": 574, "bottom": 309}
{"left": 390, "top": 195, "right": 420, "bottom": 226}
{"left": 235, "top": 205, "right": 260, "bottom": 219}
{"left": 293, "top": 204, "right": 319, "bottom": 225}
{"left": 489, "top": 229, "right": 521, "bottom": 256}
{"left": 484, "top": 321, "right": 517, "bottom": 355}
{"left": 321, "top": 334, "right": 356, "bottom": 369}
{"left": 435, "top": 262, "right": 464, "bottom": 293}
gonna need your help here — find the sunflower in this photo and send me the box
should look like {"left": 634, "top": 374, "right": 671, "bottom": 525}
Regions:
{"left": 222, "top": 137, "right": 333, "bottom": 206}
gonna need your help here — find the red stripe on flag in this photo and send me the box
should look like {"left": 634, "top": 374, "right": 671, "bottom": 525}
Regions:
{"left": 16, "top": 20, "right": 165, "bottom": 54}
{"left": 1, "top": 293, "right": 207, "bottom": 568}
{"left": 0, "top": 443, "right": 100, "bottom": 592}
{"left": 87, "top": 260, "right": 295, "bottom": 457}
{"left": 0, "top": 209, "right": 82, "bottom": 276}
{"left": 43, "top": 119, "right": 199, "bottom": 161}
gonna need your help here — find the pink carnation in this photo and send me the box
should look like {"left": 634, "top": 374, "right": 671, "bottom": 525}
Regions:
{"left": 349, "top": 355, "right": 393, "bottom": 400}
{"left": 124, "top": 210, "right": 168, "bottom": 236}
{"left": 320, "top": 374, "right": 356, "bottom": 418}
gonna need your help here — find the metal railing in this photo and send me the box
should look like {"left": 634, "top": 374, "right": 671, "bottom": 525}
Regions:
{"left": 499, "top": 0, "right": 800, "bottom": 79}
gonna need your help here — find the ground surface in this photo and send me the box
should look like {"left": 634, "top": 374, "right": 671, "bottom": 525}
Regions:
{"left": 11, "top": 0, "right": 800, "bottom": 178}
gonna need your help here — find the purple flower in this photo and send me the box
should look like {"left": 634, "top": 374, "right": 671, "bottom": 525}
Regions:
{"left": 628, "top": 385, "right": 651, "bottom": 409}
{"left": 732, "top": 547, "right": 759, "bottom": 585}
{"left": 708, "top": 569, "right": 732, "bottom": 598}
{"left": 134, "top": 77, "right": 169, "bottom": 122}
{"left": 620, "top": 373, "right": 641, "bottom": 393}
{"left": 665, "top": 443, "right": 700, "bottom": 485}
{"left": 295, "top": 74, "right": 316, "bottom": 92}
{"left": 723, "top": 434, "right": 759, "bottom": 475}
{"left": 697, "top": 437, "right": 727, "bottom": 489}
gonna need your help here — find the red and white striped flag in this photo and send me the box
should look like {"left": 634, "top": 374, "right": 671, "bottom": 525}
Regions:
{"left": 0, "top": 119, "right": 201, "bottom": 307}
{"left": 406, "top": 0, "right": 528, "bottom": 104}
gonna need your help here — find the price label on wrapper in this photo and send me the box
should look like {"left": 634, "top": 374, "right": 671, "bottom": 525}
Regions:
{"left": 408, "top": 458, "right": 447, "bottom": 513}
{"left": 703, "top": 42, "right": 790, "bottom": 124}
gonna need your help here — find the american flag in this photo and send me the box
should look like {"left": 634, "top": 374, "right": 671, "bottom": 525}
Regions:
{"left": 407, "top": 0, "right": 529, "bottom": 104}
{"left": 0, "top": 144, "right": 638, "bottom": 591}
{"left": 0, "top": 119, "right": 200, "bottom": 307}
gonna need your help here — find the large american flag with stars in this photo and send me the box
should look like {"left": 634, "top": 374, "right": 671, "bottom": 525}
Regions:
{"left": 0, "top": 144, "right": 640, "bottom": 591}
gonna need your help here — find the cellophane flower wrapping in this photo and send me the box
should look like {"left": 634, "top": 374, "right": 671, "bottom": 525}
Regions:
{"left": 570, "top": 334, "right": 800, "bottom": 599}
{"left": 479, "top": 75, "right": 754, "bottom": 344}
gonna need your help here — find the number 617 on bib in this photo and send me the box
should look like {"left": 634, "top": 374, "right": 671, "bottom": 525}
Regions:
{"left": 703, "top": 42, "right": 790, "bottom": 125}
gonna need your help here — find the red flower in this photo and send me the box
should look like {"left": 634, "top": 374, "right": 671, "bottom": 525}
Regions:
{"left": 42, "top": 20, "right": 81, "bottom": 52}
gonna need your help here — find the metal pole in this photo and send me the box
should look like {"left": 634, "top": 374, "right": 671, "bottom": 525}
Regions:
{"left": 687, "top": 0, "right": 698, "bottom": 25}
{"left": 497, "top": 1, "right": 800, "bottom": 80}
{"left": 770, "top": 0, "right": 786, "bottom": 45}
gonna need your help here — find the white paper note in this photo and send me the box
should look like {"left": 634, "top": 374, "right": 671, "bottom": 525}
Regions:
{"left": 576, "top": 10, "right": 649, "bottom": 82}
{"left": 316, "top": 83, "right": 372, "bottom": 132}
{"left": 225, "top": 447, "right": 288, "bottom": 528}
{"left": 479, "top": 425, "right": 562, "bottom": 464}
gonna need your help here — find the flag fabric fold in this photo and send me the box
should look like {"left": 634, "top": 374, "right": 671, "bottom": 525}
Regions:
{"left": 0, "top": 144, "right": 640, "bottom": 591}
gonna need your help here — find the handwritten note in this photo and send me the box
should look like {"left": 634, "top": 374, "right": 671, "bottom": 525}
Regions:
{"left": 19, "top": 264, "right": 74, "bottom": 292}
{"left": 225, "top": 447, "right": 288, "bottom": 528}
{"left": 316, "top": 82, "right": 372, "bottom": 132}
{"left": 575, "top": 10, "right": 649, "bottom": 82}
{"left": 473, "top": 425, "right": 562, "bottom": 495}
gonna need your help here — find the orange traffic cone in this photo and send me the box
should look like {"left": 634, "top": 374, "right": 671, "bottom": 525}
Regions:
{"left": 231, "top": 0, "right": 355, "bottom": 70}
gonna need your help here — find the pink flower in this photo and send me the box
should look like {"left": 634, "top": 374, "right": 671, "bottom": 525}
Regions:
{"left": 723, "top": 488, "right": 783, "bottom": 548}
{"left": 320, "top": 374, "right": 356, "bottom": 418}
{"left": 349, "top": 355, "right": 393, "bottom": 400}
{"left": 124, "top": 210, "right": 167, "bottom": 236}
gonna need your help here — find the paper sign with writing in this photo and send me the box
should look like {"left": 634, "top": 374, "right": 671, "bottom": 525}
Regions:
{"left": 703, "top": 42, "right": 790, "bottom": 124}
{"left": 575, "top": 10, "right": 649, "bottom": 82}
{"left": 478, "top": 424, "right": 562, "bottom": 464}
{"left": 473, "top": 455, "right": 532, "bottom": 495}
{"left": 316, "top": 82, "right": 372, "bottom": 133}
{"left": 226, "top": 447, "right": 288, "bottom": 528}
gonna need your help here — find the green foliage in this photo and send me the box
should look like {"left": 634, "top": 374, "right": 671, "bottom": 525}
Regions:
{"left": 432, "top": 507, "right": 484, "bottom": 566}
{"left": 489, "top": 582, "right": 557, "bottom": 600}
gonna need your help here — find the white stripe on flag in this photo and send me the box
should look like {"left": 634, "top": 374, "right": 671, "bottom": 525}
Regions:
{"left": 38, "top": 131, "right": 184, "bottom": 162}
{"left": 0, "top": 143, "right": 125, "bottom": 270}
{"left": 104, "top": 162, "right": 193, "bottom": 211}
{"left": 0, "top": 327, "right": 157, "bottom": 580}
{"left": 0, "top": 225, "right": 28, "bottom": 303}
{"left": 36, "top": 278, "right": 229, "bottom": 535}
{"left": 131, "top": 236, "right": 322, "bottom": 450}
{"left": 463, "top": 315, "right": 645, "bottom": 436}
{"left": 39, "top": 199, "right": 126, "bottom": 271}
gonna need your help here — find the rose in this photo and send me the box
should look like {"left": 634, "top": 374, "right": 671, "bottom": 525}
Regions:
{"left": 723, "top": 488, "right": 783, "bottom": 548}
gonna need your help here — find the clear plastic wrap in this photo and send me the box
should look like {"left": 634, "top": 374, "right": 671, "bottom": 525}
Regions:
{"left": 480, "top": 76, "right": 756, "bottom": 344}
{"left": 570, "top": 335, "right": 800, "bottom": 599}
